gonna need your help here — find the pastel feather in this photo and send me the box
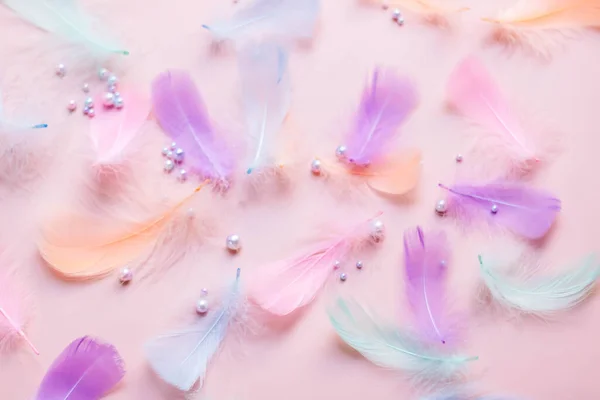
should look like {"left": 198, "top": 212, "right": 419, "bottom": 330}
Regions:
{"left": 0, "top": 88, "right": 47, "bottom": 131}
{"left": 35, "top": 336, "right": 125, "bottom": 400}
{"left": 2, "top": 0, "right": 129, "bottom": 56}
{"left": 145, "top": 269, "right": 242, "bottom": 391}
{"left": 343, "top": 68, "right": 417, "bottom": 166}
{"left": 152, "top": 70, "right": 234, "bottom": 184}
{"left": 439, "top": 181, "right": 560, "bottom": 239}
{"left": 202, "top": 0, "right": 319, "bottom": 43}
{"left": 365, "top": 149, "right": 422, "bottom": 196}
{"left": 479, "top": 254, "right": 600, "bottom": 314}
{"left": 0, "top": 271, "right": 38, "bottom": 354}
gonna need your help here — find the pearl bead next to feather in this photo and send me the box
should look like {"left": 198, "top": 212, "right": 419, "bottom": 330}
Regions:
{"left": 103, "top": 92, "right": 115, "bottom": 107}
{"left": 98, "top": 68, "right": 110, "bottom": 81}
{"left": 333, "top": 260, "right": 341, "bottom": 270}
{"left": 491, "top": 204, "right": 498, "bottom": 214}
{"left": 55, "top": 64, "right": 66, "bottom": 78}
{"left": 196, "top": 299, "right": 209, "bottom": 315}
{"left": 356, "top": 261, "right": 363, "bottom": 269}
{"left": 311, "top": 159, "right": 322, "bottom": 175}
{"left": 174, "top": 148, "right": 185, "bottom": 163}
{"left": 370, "top": 219, "right": 385, "bottom": 243}
{"left": 82, "top": 83, "right": 90, "bottom": 93}
{"left": 340, "top": 273, "right": 347, "bottom": 282}
{"left": 435, "top": 199, "right": 447, "bottom": 214}
{"left": 119, "top": 267, "right": 133, "bottom": 284}
{"left": 201, "top": 288, "right": 208, "bottom": 296}
{"left": 164, "top": 160, "right": 175, "bottom": 172}
{"left": 177, "top": 169, "right": 187, "bottom": 182}
{"left": 67, "top": 100, "right": 77, "bottom": 112}
{"left": 114, "top": 96, "right": 124, "bottom": 109}
{"left": 335, "top": 145, "right": 347, "bottom": 160}
{"left": 226, "top": 234, "right": 241, "bottom": 253}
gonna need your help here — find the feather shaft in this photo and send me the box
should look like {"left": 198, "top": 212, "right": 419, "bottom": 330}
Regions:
{"left": 0, "top": 307, "right": 38, "bottom": 354}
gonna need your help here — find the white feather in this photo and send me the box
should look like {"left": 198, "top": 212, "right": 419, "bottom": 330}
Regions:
{"left": 3, "top": 0, "right": 128, "bottom": 56}
{"left": 479, "top": 254, "right": 600, "bottom": 314}
{"left": 144, "top": 269, "right": 243, "bottom": 391}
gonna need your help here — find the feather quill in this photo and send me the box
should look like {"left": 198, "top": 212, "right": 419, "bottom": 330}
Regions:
{"left": 35, "top": 336, "right": 125, "bottom": 400}
{"left": 152, "top": 70, "right": 234, "bottom": 185}
{"left": 447, "top": 57, "right": 541, "bottom": 171}
{"left": 239, "top": 43, "right": 291, "bottom": 174}
{"left": 2, "top": 0, "right": 129, "bottom": 56}
{"left": 145, "top": 269, "right": 243, "bottom": 392}
{"left": 0, "top": 271, "right": 38, "bottom": 354}
{"left": 250, "top": 213, "right": 382, "bottom": 315}
{"left": 328, "top": 298, "right": 477, "bottom": 382}
{"left": 89, "top": 89, "right": 150, "bottom": 167}
{"left": 479, "top": 254, "right": 600, "bottom": 314}
{"left": 438, "top": 181, "right": 560, "bottom": 239}
{"left": 202, "top": 0, "right": 319, "bottom": 43}
{"left": 404, "top": 227, "right": 453, "bottom": 345}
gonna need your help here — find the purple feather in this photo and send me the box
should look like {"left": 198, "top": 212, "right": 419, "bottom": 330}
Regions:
{"left": 35, "top": 336, "right": 125, "bottom": 400}
{"left": 152, "top": 70, "right": 234, "bottom": 185}
{"left": 343, "top": 68, "right": 417, "bottom": 166}
{"left": 439, "top": 182, "right": 561, "bottom": 239}
{"left": 404, "top": 226, "right": 453, "bottom": 345}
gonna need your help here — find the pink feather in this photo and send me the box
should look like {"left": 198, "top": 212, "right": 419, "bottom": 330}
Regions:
{"left": 89, "top": 89, "right": 150, "bottom": 167}
{"left": 0, "top": 270, "right": 38, "bottom": 354}
{"left": 250, "top": 213, "right": 383, "bottom": 315}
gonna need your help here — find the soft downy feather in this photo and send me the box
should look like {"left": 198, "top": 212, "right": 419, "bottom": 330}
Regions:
{"left": 145, "top": 269, "right": 243, "bottom": 392}
{"left": 239, "top": 42, "right": 291, "bottom": 175}
{"left": 0, "top": 269, "right": 38, "bottom": 355}
{"left": 35, "top": 336, "right": 125, "bottom": 400}
{"left": 328, "top": 298, "right": 477, "bottom": 384}
{"left": 152, "top": 70, "right": 235, "bottom": 187}
{"left": 363, "top": 0, "right": 469, "bottom": 26}
{"left": 202, "top": 0, "right": 319, "bottom": 44}
{"left": 3, "top": 0, "right": 129, "bottom": 57}
{"left": 482, "top": 0, "right": 600, "bottom": 58}
{"left": 250, "top": 213, "right": 383, "bottom": 316}
{"left": 478, "top": 254, "right": 600, "bottom": 315}
{"left": 438, "top": 181, "right": 561, "bottom": 239}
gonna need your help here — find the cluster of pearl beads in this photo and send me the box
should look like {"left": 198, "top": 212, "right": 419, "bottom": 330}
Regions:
{"left": 332, "top": 260, "right": 365, "bottom": 282}
{"left": 162, "top": 141, "right": 187, "bottom": 181}
{"left": 99, "top": 68, "right": 124, "bottom": 109}
{"left": 392, "top": 8, "right": 405, "bottom": 25}
{"left": 196, "top": 288, "right": 210, "bottom": 315}
{"left": 309, "top": 145, "right": 349, "bottom": 175}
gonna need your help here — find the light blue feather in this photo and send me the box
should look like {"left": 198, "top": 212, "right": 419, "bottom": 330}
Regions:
{"left": 144, "top": 269, "right": 242, "bottom": 391}
{"left": 479, "top": 254, "right": 600, "bottom": 314}
{"left": 3, "top": 0, "right": 128, "bottom": 56}
{"left": 0, "top": 89, "right": 47, "bottom": 131}
{"left": 328, "top": 298, "right": 477, "bottom": 383}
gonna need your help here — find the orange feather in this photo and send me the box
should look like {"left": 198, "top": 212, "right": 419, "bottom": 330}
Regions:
{"left": 365, "top": 150, "right": 421, "bottom": 195}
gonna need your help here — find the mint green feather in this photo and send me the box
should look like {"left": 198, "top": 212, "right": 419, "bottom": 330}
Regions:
{"left": 3, "top": 0, "right": 128, "bottom": 56}
{"left": 328, "top": 298, "right": 477, "bottom": 382}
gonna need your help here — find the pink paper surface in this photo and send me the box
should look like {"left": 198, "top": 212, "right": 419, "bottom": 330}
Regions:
{"left": 1, "top": 0, "right": 600, "bottom": 399}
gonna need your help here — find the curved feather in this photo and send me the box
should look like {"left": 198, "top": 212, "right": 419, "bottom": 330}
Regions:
{"left": 328, "top": 298, "right": 477, "bottom": 381}
{"left": 365, "top": 149, "right": 421, "bottom": 196}
{"left": 152, "top": 70, "right": 234, "bottom": 183}
{"left": 145, "top": 269, "right": 242, "bottom": 391}
{"left": 439, "top": 182, "right": 561, "bottom": 239}
{"left": 239, "top": 43, "right": 291, "bottom": 174}
{"left": 202, "top": 0, "right": 319, "bottom": 43}
{"left": 3, "top": 0, "right": 129, "bottom": 56}
{"left": 479, "top": 254, "right": 600, "bottom": 314}
{"left": 343, "top": 69, "right": 417, "bottom": 166}
{"left": 35, "top": 336, "right": 125, "bottom": 400}
{"left": 0, "top": 270, "right": 37, "bottom": 354}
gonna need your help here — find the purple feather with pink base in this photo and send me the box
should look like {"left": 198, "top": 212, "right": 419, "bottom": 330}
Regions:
{"left": 343, "top": 68, "right": 417, "bottom": 166}
{"left": 152, "top": 70, "right": 234, "bottom": 185}
{"left": 439, "top": 182, "right": 561, "bottom": 239}
{"left": 35, "top": 336, "right": 125, "bottom": 400}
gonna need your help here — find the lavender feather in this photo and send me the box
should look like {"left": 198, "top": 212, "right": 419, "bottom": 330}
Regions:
{"left": 343, "top": 69, "right": 417, "bottom": 166}
{"left": 35, "top": 336, "right": 125, "bottom": 400}
{"left": 404, "top": 227, "right": 453, "bottom": 345}
{"left": 152, "top": 70, "right": 234, "bottom": 183}
{"left": 439, "top": 182, "right": 560, "bottom": 239}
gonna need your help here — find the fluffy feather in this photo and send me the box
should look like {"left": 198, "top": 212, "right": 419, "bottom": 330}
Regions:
{"left": 202, "top": 0, "right": 319, "bottom": 43}
{"left": 89, "top": 88, "right": 150, "bottom": 167}
{"left": 145, "top": 269, "right": 243, "bottom": 391}
{"left": 2, "top": 0, "right": 129, "bottom": 57}
{"left": 239, "top": 42, "right": 291, "bottom": 175}
{"left": 479, "top": 254, "right": 600, "bottom": 314}
{"left": 342, "top": 68, "right": 417, "bottom": 167}
{"left": 35, "top": 336, "right": 125, "bottom": 400}
{"left": 438, "top": 181, "right": 561, "bottom": 239}
{"left": 250, "top": 213, "right": 382, "bottom": 315}
{"left": 447, "top": 57, "right": 542, "bottom": 173}
{"left": 404, "top": 227, "right": 454, "bottom": 345}
{"left": 0, "top": 270, "right": 37, "bottom": 354}
{"left": 328, "top": 298, "right": 477, "bottom": 382}
{"left": 152, "top": 70, "right": 235, "bottom": 185}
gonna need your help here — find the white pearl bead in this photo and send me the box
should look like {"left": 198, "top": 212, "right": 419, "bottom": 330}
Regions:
{"left": 164, "top": 160, "right": 175, "bottom": 172}
{"left": 114, "top": 96, "right": 124, "bottom": 109}
{"left": 67, "top": 100, "right": 77, "bottom": 112}
{"left": 82, "top": 83, "right": 90, "bottom": 93}
{"left": 340, "top": 273, "right": 347, "bottom": 282}
{"left": 174, "top": 148, "right": 185, "bottom": 163}
{"left": 491, "top": 204, "right": 498, "bottom": 214}
{"left": 177, "top": 169, "right": 187, "bottom": 182}
{"left": 119, "top": 267, "right": 133, "bottom": 284}
{"left": 356, "top": 261, "right": 363, "bottom": 269}
{"left": 370, "top": 219, "right": 385, "bottom": 243}
{"left": 103, "top": 92, "right": 115, "bottom": 107}
{"left": 84, "top": 97, "right": 94, "bottom": 108}
{"left": 166, "top": 150, "right": 174, "bottom": 159}
{"left": 435, "top": 199, "right": 447, "bottom": 214}
{"left": 333, "top": 260, "right": 341, "bottom": 270}
{"left": 392, "top": 8, "right": 401, "bottom": 20}
{"left": 456, "top": 154, "right": 463, "bottom": 163}
{"left": 201, "top": 288, "right": 208, "bottom": 296}
{"left": 226, "top": 234, "right": 241, "bottom": 252}
{"left": 397, "top": 16, "right": 405, "bottom": 26}
{"left": 196, "top": 299, "right": 209, "bottom": 314}
{"left": 186, "top": 208, "right": 195, "bottom": 218}
{"left": 107, "top": 75, "right": 118, "bottom": 86}
{"left": 98, "top": 68, "right": 109, "bottom": 80}
{"left": 87, "top": 108, "right": 95, "bottom": 118}
{"left": 170, "top": 142, "right": 177, "bottom": 150}
{"left": 335, "top": 145, "right": 347, "bottom": 160}
{"left": 162, "top": 147, "right": 169, "bottom": 156}
{"left": 55, "top": 64, "right": 66, "bottom": 77}
{"left": 310, "top": 159, "right": 322, "bottom": 175}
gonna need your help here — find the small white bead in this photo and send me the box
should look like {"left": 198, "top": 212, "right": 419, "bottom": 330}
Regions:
{"left": 170, "top": 142, "right": 177, "bottom": 150}
{"left": 177, "top": 169, "right": 187, "bottom": 182}
{"left": 98, "top": 68, "right": 110, "bottom": 80}
{"left": 356, "top": 261, "right": 363, "bottom": 269}
{"left": 67, "top": 100, "right": 77, "bottom": 112}
{"left": 84, "top": 97, "right": 94, "bottom": 108}
{"left": 82, "top": 83, "right": 90, "bottom": 93}
{"left": 392, "top": 8, "right": 401, "bottom": 20}
{"left": 335, "top": 145, "right": 347, "bottom": 160}
{"left": 174, "top": 148, "right": 185, "bottom": 163}
{"left": 491, "top": 204, "right": 498, "bottom": 214}
{"left": 119, "top": 267, "right": 133, "bottom": 284}
{"left": 310, "top": 159, "right": 322, "bottom": 175}
{"left": 87, "top": 108, "right": 95, "bottom": 118}
{"left": 201, "top": 288, "right": 208, "bottom": 296}
{"left": 164, "top": 160, "right": 175, "bottom": 172}
{"left": 166, "top": 150, "right": 174, "bottom": 159}
{"left": 456, "top": 154, "right": 463, "bottom": 163}
{"left": 103, "top": 92, "right": 115, "bottom": 107}
{"left": 186, "top": 208, "right": 195, "bottom": 218}
{"left": 397, "top": 16, "right": 405, "bottom": 25}
{"left": 196, "top": 299, "right": 209, "bottom": 314}
{"left": 226, "top": 234, "right": 241, "bottom": 252}
{"left": 370, "top": 219, "right": 385, "bottom": 243}
{"left": 107, "top": 75, "right": 118, "bottom": 86}
{"left": 114, "top": 96, "right": 124, "bottom": 109}
{"left": 162, "top": 147, "right": 170, "bottom": 156}
{"left": 435, "top": 199, "right": 447, "bottom": 214}
{"left": 55, "top": 64, "right": 66, "bottom": 77}
{"left": 340, "top": 273, "right": 347, "bottom": 282}
{"left": 108, "top": 84, "right": 118, "bottom": 94}
{"left": 333, "top": 260, "right": 341, "bottom": 270}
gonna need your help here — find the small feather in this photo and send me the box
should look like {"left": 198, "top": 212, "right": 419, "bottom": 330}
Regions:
{"left": 3, "top": 0, "right": 129, "bottom": 56}
{"left": 365, "top": 149, "right": 422, "bottom": 196}
{"left": 202, "top": 0, "right": 319, "bottom": 43}
{"left": 343, "top": 68, "right": 417, "bottom": 167}
{"left": 0, "top": 270, "right": 37, "bottom": 354}
{"left": 152, "top": 70, "right": 234, "bottom": 185}
{"left": 35, "top": 336, "right": 125, "bottom": 400}
{"left": 145, "top": 269, "right": 242, "bottom": 391}
{"left": 328, "top": 298, "right": 477, "bottom": 383}
{"left": 239, "top": 43, "right": 291, "bottom": 174}
{"left": 479, "top": 254, "right": 600, "bottom": 314}
{"left": 439, "top": 181, "right": 561, "bottom": 239}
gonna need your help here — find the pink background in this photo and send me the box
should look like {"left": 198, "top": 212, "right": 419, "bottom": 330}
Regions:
{"left": 1, "top": 0, "right": 600, "bottom": 399}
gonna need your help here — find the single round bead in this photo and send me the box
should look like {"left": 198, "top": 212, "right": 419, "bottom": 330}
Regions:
{"left": 435, "top": 199, "right": 447, "bottom": 214}
{"left": 310, "top": 159, "right": 322, "bottom": 175}
{"left": 119, "top": 267, "right": 133, "bottom": 284}
{"left": 87, "top": 108, "right": 96, "bottom": 118}
{"left": 98, "top": 68, "right": 110, "bottom": 80}
{"left": 356, "top": 261, "right": 363, "bottom": 270}
{"left": 67, "top": 100, "right": 77, "bottom": 112}
{"left": 103, "top": 92, "right": 115, "bottom": 107}
{"left": 196, "top": 299, "right": 209, "bottom": 314}
{"left": 177, "top": 169, "right": 187, "bottom": 182}
{"left": 186, "top": 208, "right": 195, "bottom": 218}
{"left": 440, "top": 260, "right": 447, "bottom": 267}
{"left": 491, "top": 204, "right": 498, "bottom": 214}
{"left": 455, "top": 154, "right": 463, "bottom": 163}
{"left": 174, "top": 148, "right": 185, "bottom": 163}
{"left": 370, "top": 219, "right": 385, "bottom": 243}
{"left": 166, "top": 150, "right": 174, "bottom": 160}
{"left": 84, "top": 97, "right": 94, "bottom": 108}
{"left": 333, "top": 260, "right": 341, "bottom": 270}
{"left": 170, "top": 142, "right": 177, "bottom": 150}
{"left": 226, "top": 234, "right": 241, "bottom": 252}
{"left": 164, "top": 160, "right": 175, "bottom": 172}
{"left": 55, "top": 64, "right": 66, "bottom": 77}
{"left": 107, "top": 75, "right": 118, "bottom": 86}
{"left": 335, "top": 145, "right": 347, "bottom": 160}
{"left": 340, "top": 273, "right": 347, "bottom": 282}
{"left": 82, "top": 83, "right": 90, "bottom": 93}
{"left": 162, "top": 147, "right": 170, "bottom": 156}
{"left": 392, "top": 8, "right": 401, "bottom": 20}
{"left": 114, "top": 96, "right": 124, "bottom": 109}
{"left": 201, "top": 288, "right": 208, "bottom": 296}
{"left": 83, "top": 107, "right": 90, "bottom": 115}
{"left": 397, "top": 17, "right": 405, "bottom": 26}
